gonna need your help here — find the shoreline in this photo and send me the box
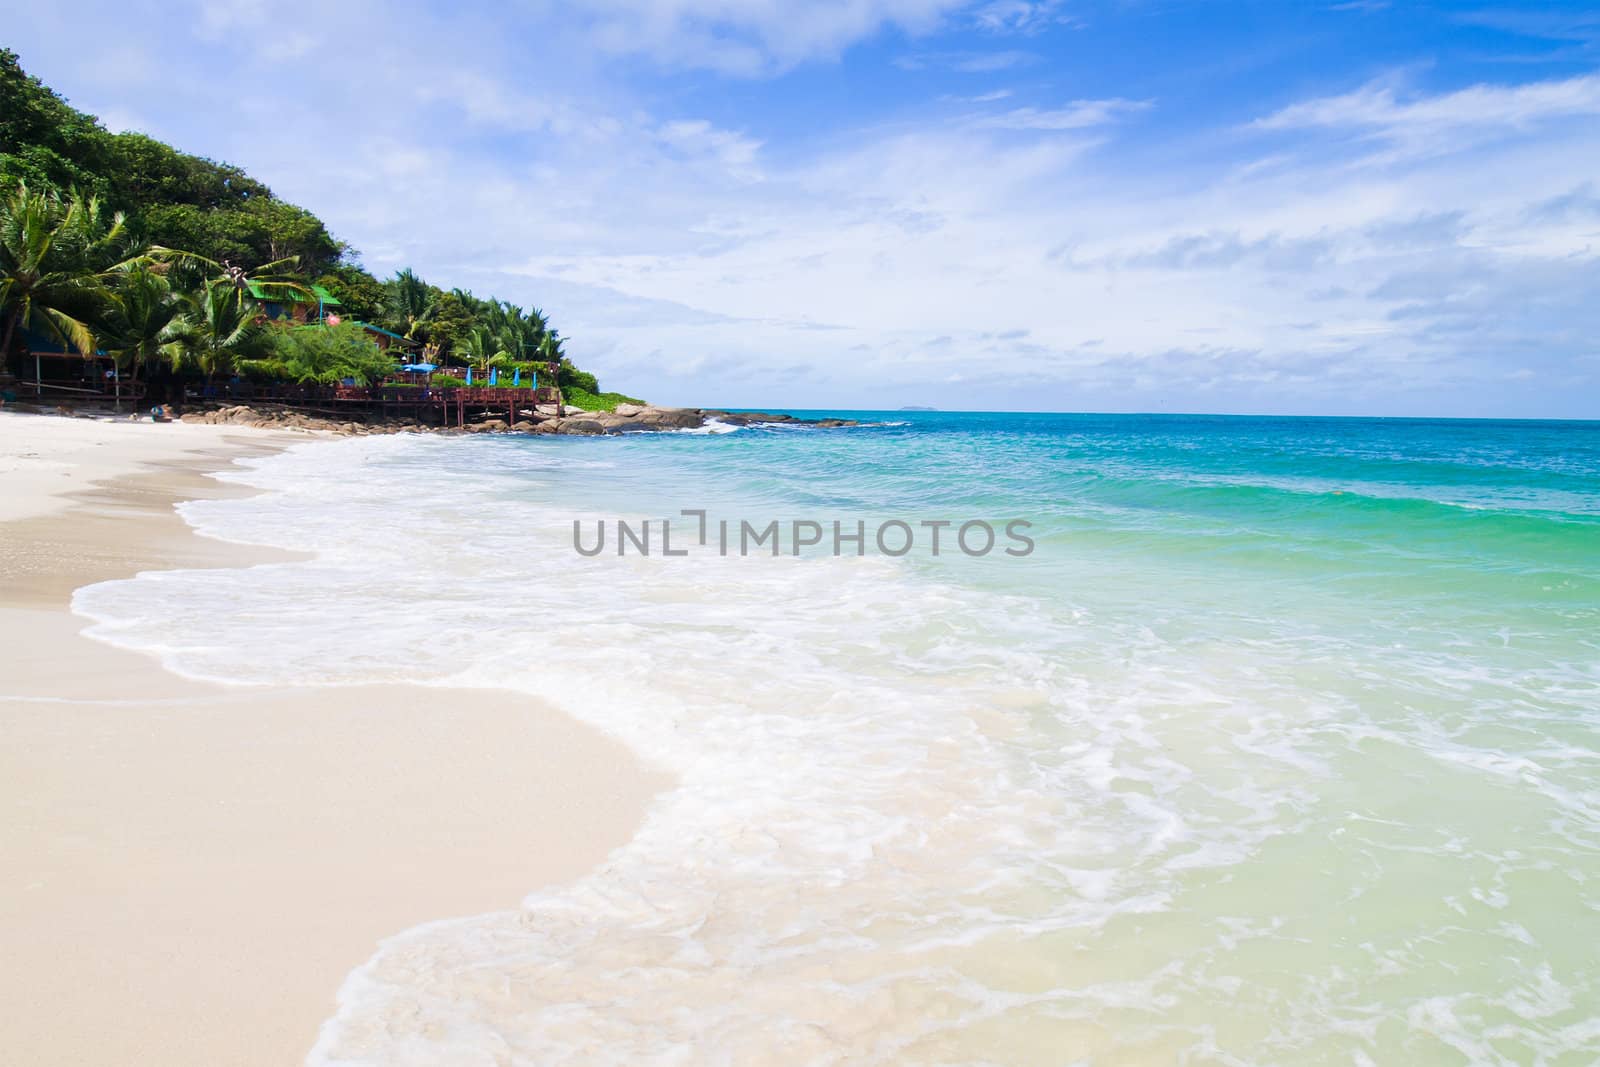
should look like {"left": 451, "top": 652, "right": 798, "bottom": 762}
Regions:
{"left": 12, "top": 397, "right": 859, "bottom": 437}
{"left": 0, "top": 410, "right": 668, "bottom": 1066}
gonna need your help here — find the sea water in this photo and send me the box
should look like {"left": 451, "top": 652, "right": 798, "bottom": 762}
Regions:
{"left": 74, "top": 412, "right": 1600, "bottom": 1064}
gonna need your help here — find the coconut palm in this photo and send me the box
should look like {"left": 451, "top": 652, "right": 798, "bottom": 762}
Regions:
{"left": 100, "top": 265, "right": 188, "bottom": 402}
{"left": 150, "top": 247, "right": 310, "bottom": 313}
{"left": 456, "top": 322, "right": 514, "bottom": 381}
{"left": 0, "top": 181, "right": 127, "bottom": 361}
{"left": 383, "top": 268, "right": 438, "bottom": 339}
{"left": 167, "top": 277, "right": 268, "bottom": 384}
{"left": 535, "top": 331, "right": 565, "bottom": 389}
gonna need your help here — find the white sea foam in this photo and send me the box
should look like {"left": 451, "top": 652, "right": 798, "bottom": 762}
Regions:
{"left": 673, "top": 417, "right": 743, "bottom": 434}
{"left": 71, "top": 433, "right": 1600, "bottom": 1065}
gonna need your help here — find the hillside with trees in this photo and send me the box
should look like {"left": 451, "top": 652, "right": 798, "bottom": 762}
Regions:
{"left": 0, "top": 48, "right": 634, "bottom": 410}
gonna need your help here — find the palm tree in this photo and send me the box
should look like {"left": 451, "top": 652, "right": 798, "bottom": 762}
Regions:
{"left": 0, "top": 182, "right": 127, "bottom": 366}
{"left": 151, "top": 248, "right": 310, "bottom": 313}
{"left": 383, "top": 268, "right": 438, "bottom": 339}
{"left": 536, "top": 331, "right": 563, "bottom": 374}
{"left": 457, "top": 323, "right": 512, "bottom": 381}
{"left": 533, "top": 331, "right": 567, "bottom": 401}
{"left": 101, "top": 265, "right": 187, "bottom": 406}
{"left": 167, "top": 278, "right": 267, "bottom": 385}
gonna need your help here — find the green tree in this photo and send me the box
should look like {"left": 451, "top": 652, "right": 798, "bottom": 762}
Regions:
{"left": 136, "top": 200, "right": 341, "bottom": 274}
{"left": 101, "top": 264, "right": 187, "bottom": 386}
{"left": 382, "top": 268, "right": 439, "bottom": 339}
{"left": 0, "top": 182, "right": 127, "bottom": 360}
{"left": 154, "top": 248, "right": 311, "bottom": 313}
{"left": 456, "top": 323, "right": 512, "bottom": 379}
{"left": 427, "top": 289, "right": 482, "bottom": 356}
{"left": 97, "top": 132, "right": 269, "bottom": 213}
{"left": 166, "top": 277, "right": 269, "bottom": 383}
{"left": 239, "top": 321, "right": 395, "bottom": 386}
{"left": 536, "top": 332, "right": 567, "bottom": 388}
{"left": 0, "top": 48, "right": 108, "bottom": 195}
{"left": 315, "top": 263, "right": 386, "bottom": 322}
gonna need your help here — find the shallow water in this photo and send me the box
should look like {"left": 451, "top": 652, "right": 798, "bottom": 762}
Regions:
{"left": 76, "top": 412, "right": 1600, "bottom": 1064}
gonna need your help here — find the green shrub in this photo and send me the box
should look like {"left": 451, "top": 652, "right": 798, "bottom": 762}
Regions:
{"left": 238, "top": 322, "right": 398, "bottom": 385}
{"left": 563, "top": 387, "right": 646, "bottom": 412}
{"left": 558, "top": 362, "right": 599, "bottom": 394}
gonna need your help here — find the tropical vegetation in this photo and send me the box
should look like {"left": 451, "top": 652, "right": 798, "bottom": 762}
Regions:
{"left": 0, "top": 49, "right": 629, "bottom": 408}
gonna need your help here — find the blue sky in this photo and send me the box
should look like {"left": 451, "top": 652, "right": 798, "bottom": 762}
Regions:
{"left": 4, "top": 0, "right": 1599, "bottom": 416}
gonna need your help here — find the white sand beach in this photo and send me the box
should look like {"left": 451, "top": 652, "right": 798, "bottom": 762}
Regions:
{"left": 0, "top": 411, "right": 666, "bottom": 1067}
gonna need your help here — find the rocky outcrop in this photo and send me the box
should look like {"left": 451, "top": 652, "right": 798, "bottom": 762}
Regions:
{"left": 178, "top": 405, "right": 400, "bottom": 435}
{"left": 170, "top": 402, "right": 859, "bottom": 438}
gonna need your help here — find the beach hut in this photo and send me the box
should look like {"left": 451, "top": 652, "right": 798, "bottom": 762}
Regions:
{"left": 252, "top": 283, "right": 343, "bottom": 324}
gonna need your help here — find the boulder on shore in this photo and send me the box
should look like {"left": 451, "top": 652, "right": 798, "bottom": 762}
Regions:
{"left": 559, "top": 418, "right": 608, "bottom": 435}
{"left": 634, "top": 407, "right": 705, "bottom": 430}
{"left": 613, "top": 402, "right": 644, "bottom": 417}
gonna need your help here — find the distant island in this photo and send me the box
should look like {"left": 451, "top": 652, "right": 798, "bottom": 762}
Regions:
{"left": 899, "top": 405, "right": 937, "bottom": 411}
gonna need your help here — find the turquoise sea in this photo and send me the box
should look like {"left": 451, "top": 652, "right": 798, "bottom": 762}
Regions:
{"left": 78, "top": 412, "right": 1600, "bottom": 1064}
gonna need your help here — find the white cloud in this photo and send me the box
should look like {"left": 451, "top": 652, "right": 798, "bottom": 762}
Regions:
{"left": 1254, "top": 73, "right": 1600, "bottom": 158}
{"left": 656, "top": 120, "right": 765, "bottom": 180}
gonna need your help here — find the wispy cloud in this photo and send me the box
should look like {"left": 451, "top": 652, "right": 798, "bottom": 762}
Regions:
{"left": 1254, "top": 72, "right": 1600, "bottom": 157}
{"left": 971, "top": 0, "right": 1080, "bottom": 34}
{"left": 975, "top": 97, "right": 1150, "bottom": 130}
{"left": 946, "top": 88, "right": 1015, "bottom": 103}
{"left": 656, "top": 119, "right": 765, "bottom": 180}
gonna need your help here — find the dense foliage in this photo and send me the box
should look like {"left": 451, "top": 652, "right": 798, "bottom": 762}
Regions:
{"left": 0, "top": 49, "right": 627, "bottom": 401}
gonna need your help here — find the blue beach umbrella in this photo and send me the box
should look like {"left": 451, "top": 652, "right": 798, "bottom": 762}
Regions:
{"left": 490, "top": 367, "right": 499, "bottom": 386}
{"left": 513, "top": 367, "right": 521, "bottom": 387}
{"left": 466, "top": 366, "right": 474, "bottom": 386}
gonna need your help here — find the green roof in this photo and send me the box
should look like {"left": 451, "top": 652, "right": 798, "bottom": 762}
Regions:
{"left": 248, "top": 282, "right": 341, "bottom": 306}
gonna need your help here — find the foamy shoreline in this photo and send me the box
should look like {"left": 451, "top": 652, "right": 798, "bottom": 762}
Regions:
{"left": 0, "top": 410, "right": 666, "bottom": 1066}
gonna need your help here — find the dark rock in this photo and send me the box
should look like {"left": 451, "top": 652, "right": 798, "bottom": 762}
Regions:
{"left": 635, "top": 408, "right": 705, "bottom": 430}
{"left": 559, "top": 418, "right": 609, "bottom": 435}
